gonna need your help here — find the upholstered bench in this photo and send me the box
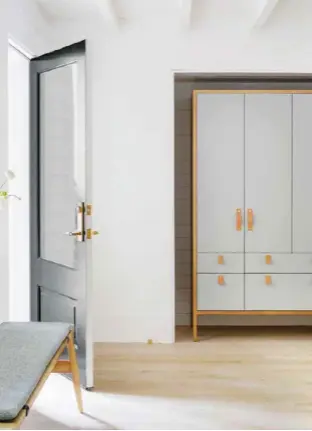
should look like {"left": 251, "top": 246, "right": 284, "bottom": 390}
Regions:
{"left": 0, "top": 322, "right": 83, "bottom": 429}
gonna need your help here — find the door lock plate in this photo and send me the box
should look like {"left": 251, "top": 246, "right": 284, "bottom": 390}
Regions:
{"left": 86, "top": 228, "right": 99, "bottom": 240}
{"left": 86, "top": 204, "right": 92, "bottom": 216}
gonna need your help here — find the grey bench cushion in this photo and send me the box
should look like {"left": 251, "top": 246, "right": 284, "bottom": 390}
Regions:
{"left": 0, "top": 322, "right": 72, "bottom": 421}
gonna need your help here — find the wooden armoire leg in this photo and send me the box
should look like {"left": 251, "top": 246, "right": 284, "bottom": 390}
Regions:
{"left": 193, "top": 313, "right": 199, "bottom": 342}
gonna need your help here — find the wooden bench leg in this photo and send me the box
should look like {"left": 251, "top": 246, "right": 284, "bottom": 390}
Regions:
{"left": 68, "top": 332, "right": 83, "bottom": 413}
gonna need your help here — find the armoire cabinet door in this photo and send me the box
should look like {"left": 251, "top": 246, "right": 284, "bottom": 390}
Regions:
{"left": 196, "top": 93, "right": 244, "bottom": 253}
{"left": 197, "top": 274, "right": 244, "bottom": 310}
{"left": 293, "top": 94, "right": 312, "bottom": 253}
{"left": 245, "top": 94, "right": 292, "bottom": 253}
{"left": 245, "top": 253, "right": 312, "bottom": 274}
{"left": 198, "top": 252, "right": 244, "bottom": 273}
{"left": 245, "top": 274, "right": 312, "bottom": 310}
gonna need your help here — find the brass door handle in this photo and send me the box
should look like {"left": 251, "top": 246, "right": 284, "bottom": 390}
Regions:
{"left": 236, "top": 209, "right": 242, "bottom": 231}
{"left": 86, "top": 229, "right": 100, "bottom": 240}
{"left": 247, "top": 209, "right": 253, "bottom": 231}
{"left": 65, "top": 231, "right": 82, "bottom": 237}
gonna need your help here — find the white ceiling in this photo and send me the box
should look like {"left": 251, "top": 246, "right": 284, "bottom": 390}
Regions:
{"left": 35, "top": 0, "right": 106, "bottom": 19}
{"left": 33, "top": 0, "right": 303, "bottom": 30}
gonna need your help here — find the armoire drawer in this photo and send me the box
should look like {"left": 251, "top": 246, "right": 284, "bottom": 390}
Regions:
{"left": 197, "top": 274, "right": 244, "bottom": 310}
{"left": 245, "top": 253, "right": 312, "bottom": 274}
{"left": 245, "top": 274, "right": 312, "bottom": 310}
{"left": 197, "top": 253, "right": 244, "bottom": 274}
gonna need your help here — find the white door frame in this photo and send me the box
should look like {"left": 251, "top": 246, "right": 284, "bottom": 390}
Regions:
{"left": 7, "top": 38, "right": 34, "bottom": 321}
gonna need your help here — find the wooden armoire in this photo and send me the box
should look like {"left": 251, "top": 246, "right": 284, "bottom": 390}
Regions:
{"left": 192, "top": 90, "right": 312, "bottom": 341}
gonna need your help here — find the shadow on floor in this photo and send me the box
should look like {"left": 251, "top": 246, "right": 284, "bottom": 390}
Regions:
{"left": 21, "top": 409, "right": 119, "bottom": 430}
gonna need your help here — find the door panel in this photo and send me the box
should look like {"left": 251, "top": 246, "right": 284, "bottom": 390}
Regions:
{"left": 245, "top": 253, "right": 312, "bottom": 274}
{"left": 197, "top": 253, "right": 244, "bottom": 273}
{"left": 293, "top": 94, "right": 312, "bottom": 252}
{"left": 245, "top": 274, "right": 312, "bottom": 310}
{"left": 39, "top": 286, "right": 77, "bottom": 329}
{"left": 39, "top": 64, "right": 77, "bottom": 268}
{"left": 197, "top": 274, "right": 244, "bottom": 310}
{"left": 30, "top": 41, "right": 93, "bottom": 388}
{"left": 196, "top": 93, "right": 244, "bottom": 253}
{"left": 245, "top": 94, "right": 292, "bottom": 253}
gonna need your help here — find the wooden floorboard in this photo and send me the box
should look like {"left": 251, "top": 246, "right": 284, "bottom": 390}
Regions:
{"left": 94, "top": 326, "right": 312, "bottom": 416}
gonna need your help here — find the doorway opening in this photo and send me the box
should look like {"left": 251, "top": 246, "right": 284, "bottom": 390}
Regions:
{"left": 174, "top": 73, "right": 312, "bottom": 339}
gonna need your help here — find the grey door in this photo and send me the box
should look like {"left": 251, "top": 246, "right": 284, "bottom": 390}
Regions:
{"left": 30, "top": 41, "right": 93, "bottom": 388}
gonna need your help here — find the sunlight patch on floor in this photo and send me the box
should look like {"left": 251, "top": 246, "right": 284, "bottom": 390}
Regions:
{"left": 21, "top": 374, "right": 312, "bottom": 430}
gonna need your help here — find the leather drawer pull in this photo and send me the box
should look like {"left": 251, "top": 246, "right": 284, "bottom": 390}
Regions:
{"left": 218, "top": 275, "right": 224, "bottom": 285}
{"left": 265, "top": 275, "right": 272, "bottom": 285}
{"left": 236, "top": 208, "right": 242, "bottom": 231}
{"left": 247, "top": 209, "right": 253, "bottom": 231}
{"left": 265, "top": 255, "right": 272, "bottom": 265}
{"left": 218, "top": 255, "right": 224, "bottom": 265}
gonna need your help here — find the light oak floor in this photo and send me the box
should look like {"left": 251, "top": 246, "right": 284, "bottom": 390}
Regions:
{"left": 23, "top": 327, "right": 312, "bottom": 430}
{"left": 94, "top": 327, "right": 312, "bottom": 429}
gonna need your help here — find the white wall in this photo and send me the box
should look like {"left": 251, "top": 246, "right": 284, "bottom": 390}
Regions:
{"left": 0, "top": 10, "right": 9, "bottom": 323}
{"left": 0, "top": 0, "right": 53, "bottom": 323}
{"left": 86, "top": 0, "right": 312, "bottom": 342}
{"left": 8, "top": 45, "right": 30, "bottom": 321}
{"left": 3, "top": 0, "right": 312, "bottom": 342}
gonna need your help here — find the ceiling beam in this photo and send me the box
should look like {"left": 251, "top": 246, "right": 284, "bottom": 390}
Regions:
{"left": 94, "top": 0, "right": 119, "bottom": 28}
{"left": 253, "top": 0, "right": 280, "bottom": 28}
{"left": 180, "top": 0, "right": 193, "bottom": 29}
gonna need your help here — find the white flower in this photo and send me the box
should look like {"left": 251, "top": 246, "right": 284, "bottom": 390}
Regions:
{"left": 4, "top": 170, "right": 15, "bottom": 181}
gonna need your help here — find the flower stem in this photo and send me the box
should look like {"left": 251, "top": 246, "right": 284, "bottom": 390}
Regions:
{"left": 0, "top": 179, "right": 7, "bottom": 190}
